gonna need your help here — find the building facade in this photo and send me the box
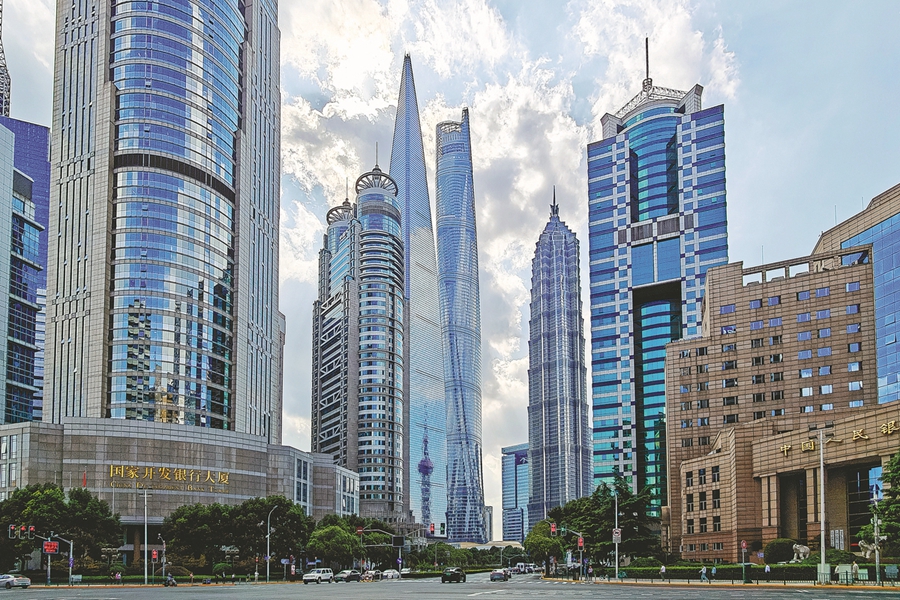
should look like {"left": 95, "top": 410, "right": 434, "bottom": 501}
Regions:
{"left": 311, "top": 166, "right": 409, "bottom": 522}
{"left": 436, "top": 109, "right": 486, "bottom": 542}
{"left": 587, "top": 76, "right": 728, "bottom": 514}
{"left": 501, "top": 442, "right": 529, "bottom": 543}
{"left": 527, "top": 198, "right": 591, "bottom": 528}
{"left": 45, "top": 0, "right": 283, "bottom": 440}
{"left": 388, "top": 55, "right": 447, "bottom": 534}
{"left": 665, "top": 246, "right": 877, "bottom": 561}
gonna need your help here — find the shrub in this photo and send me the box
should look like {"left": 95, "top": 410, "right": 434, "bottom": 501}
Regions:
{"left": 764, "top": 538, "right": 797, "bottom": 564}
{"left": 629, "top": 557, "right": 662, "bottom": 567}
{"left": 804, "top": 549, "right": 857, "bottom": 565}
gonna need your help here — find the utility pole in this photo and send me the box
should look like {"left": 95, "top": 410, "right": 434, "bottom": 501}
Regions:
{"left": 873, "top": 502, "right": 883, "bottom": 586}
{"left": 158, "top": 534, "right": 166, "bottom": 581}
{"left": 142, "top": 487, "right": 149, "bottom": 585}
{"left": 266, "top": 506, "right": 277, "bottom": 583}
{"left": 614, "top": 492, "right": 619, "bottom": 580}
{"left": 54, "top": 534, "right": 73, "bottom": 585}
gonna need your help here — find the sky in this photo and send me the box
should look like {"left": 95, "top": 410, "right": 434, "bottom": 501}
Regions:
{"left": 5, "top": 0, "right": 900, "bottom": 541}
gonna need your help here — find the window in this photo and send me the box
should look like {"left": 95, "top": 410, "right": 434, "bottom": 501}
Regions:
{"left": 698, "top": 399, "right": 710, "bottom": 408}
{"left": 698, "top": 417, "right": 710, "bottom": 426}
{"left": 750, "top": 320, "right": 763, "bottom": 330}
{"left": 698, "top": 436, "right": 710, "bottom": 446}
{"left": 816, "top": 286, "right": 830, "bottom": 297}
{"left": 686, "top": 519, "right": 695, "bottom": 534}
{"left": 846, "top": 281, "right": 860, "bottom": 292}
{"left": 752, "top": 393, "right": 766, "bottom": 403}
{"left": 798, "top": 350, "right": 812, "bottom": 359}
{"left": 721, "top": 325, "right": 736, "bottom": 335}
{"left": 846, "top": 304, "right": 860, "bottom": 315}
{"left": 768, "top": 317, "right": 783, "bottom": 327}
{"left": 771, "top": 372, "right": 784, "bottom": 382}
{"left": 696, "top": 382, "right": 709, "bottom": 391}
{"left": 686, "top": 471, "right": 693, "bottom": 486}
{"left": 801, "top": 387, "right": 813, "bottom": 397}
{"left": 712, "top": 466, "right": 720, "bottom": 482}
{"left": 849, "top": 400, "right": 864, "bottom": 408}
{"left": 681, "top": 420, "right": 693, "bottom": 428}
{"left": 798, "top": 331, "right": 811, "bottom": 341}
{"left": 680, "top": 349, "right": 691, "bottom": 358}
{"left": 722, "top": 343, "right": 736, "bottom": 352}
{"left": 681, "top": 401, "right": 692, "bottom": 411}
{"left": 719, "top": 304, "right": 735, "bottom": 314}
{"left": 697, "top": 347, "right": 708, "bottom": 356}
{"left": 771, "top": 390, "right": 784, "bottom": 400}
{"left": 698, "top": 364, "right": 709, "bottom": 373}
{"left": 723, "top": 378, "right": 738, "bottom": 388}
{"left": 849, "top": 342, "right": 862, "bottom": 352}
{"left": 801, "top": 405, "right": 814, "bottom": 413}
{"left": 818, "top": 365, "right": 831, "bottom": 376}
{"left": 816, "top": 309, "right": 831, "bottom": 319}
{"left": 681, "top": 438, "right": 694, "bottom": 447}
{"left": 752, "top": 374, "right": 765, "bottom": 384}
{"left": 680, "top": 367, "right": 692, "bottom": 376}
{"left": 797, "top": 290, "right": 810, "bottom": 301}
{"left": 752, "top": 356, "right": 765, "bottom": 366}
{"left": 723, "top": 414, "right": 738, "bottom": 424}
{"left": 722, "top": 360, "right": 737, "bottom": 370}
{"left": 821, "top": 403, "right": 834, "bottom": 411}
{"left": 699, "top": 492, "right": 708, "bottom": 510}
{"left": 817, "top": 347, "right": 832, "bottom": 357}
{"left": 847, "top": 323, "right": 860, "bottom": 333}
{"left": 819, "top": 384, "right": 833, "bottom": 395}
{"left": 849, "top": 381, "right": 863, "bottom": 391}
{"left": 713, "top": 542, "right": 724, "bottom": 550}
{"left": 687, "top": 544, "right": 696, "bottom": 552}
{"left": 751, "top": 338, "right": 764, "bottom": 349}
{"left": 770, "top": 334, "right": 783, "bottom": 344}
{"left": 753, "top": 411, "right": 765, "bottom": 420}
{"left": 712, "top": 490, "right": 721, "bottom": 508}
{"left": 699, "top": 518, "right": 708, "bottom": 533}
{"left": 848, "top": 361, "right": 861, "bottom": 372}
{"left": 770, "top": 354, "right": 783, "bottom": 363}
{"left": 799, "top": 368, "right": 813, "bottom": 378}
{"left": 686, "top": 494, "right": 694, "bottom": 512}
{"left": 771, "top": 408, "right": 785, "bottom": 416}
{"left": 749, "top": 299, "right": 762, "bottom": 309}
{"left": 713, "top": 516, "right": 722, "bottom": 532}
{"left": 698, "top": 469, "right": 707, "bottom": 484}
{"left": 818, "top": 328, "right": 831, "bottom": 338}
{"left": 680, "top": 385, "right": 690, "bottom": 393}
{"left": 722, "top": 396, "right": 738, "bottom": 406}
{"left": 768, "top": 296, "right": 781, "bottom": 306}
{"left": 797, "top": 312, "right": 811, "bottom": 323}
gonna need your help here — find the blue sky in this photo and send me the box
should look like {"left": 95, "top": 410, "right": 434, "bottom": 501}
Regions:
{"left": 5, "top": 0, "right": 900, "bottom": 539}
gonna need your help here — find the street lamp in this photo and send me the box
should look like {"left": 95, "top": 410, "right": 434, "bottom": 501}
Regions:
{"left": 809, "top": 422, "right": 833, "bottom": 585}
{"left": 614, "top": 491, "right": 619, "bottom": 580}
{"left": 266, "top": 506, "right": 277, "bottom": 583}
{"left": 158, "top": 534, "right": 167, "bottom": 581}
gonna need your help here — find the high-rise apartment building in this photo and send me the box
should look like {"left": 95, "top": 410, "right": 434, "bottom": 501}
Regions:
{"left": 586, "top": 72, "right": 728, "bottom": 514}
{"left": 45, "top": 0, "right": 283, "bottom": 440}
{"left": 436, "top": 109, "right": 486, "bottom": 542}
{"left": 388, "top": 55, "right": 446, "bottom": 533}
{"left": 311, "top": 165, "right": 409, "bottom": 522}
{"left": 527, "top": 197, "right": 591, "bottom": 528}
{"left": 501, "top": 442, "right": 529, "bottom": 543}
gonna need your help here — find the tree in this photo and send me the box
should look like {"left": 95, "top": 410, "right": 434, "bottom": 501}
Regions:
{"left": 858, "top": 452, "right": 900, "bottom": 557}
{"left": 306, "top": 525, "right": 361, "bottom": 568}
{"left": 64, "top": 488, "right": 121, "bottom": 559}
{"left": 524, "top": 520, "right": 563, "bottom": 573}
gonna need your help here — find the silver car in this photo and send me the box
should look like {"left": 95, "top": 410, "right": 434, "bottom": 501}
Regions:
{"left": 0, "top": 574, "right": 30, "bottom": 589}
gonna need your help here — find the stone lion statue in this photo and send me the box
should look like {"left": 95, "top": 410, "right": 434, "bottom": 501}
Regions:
{"left": 791, "top": 544, "right": 810, "bottom": 562}
{"left": 858, "top": 540, "right": 877, "bottom": 560}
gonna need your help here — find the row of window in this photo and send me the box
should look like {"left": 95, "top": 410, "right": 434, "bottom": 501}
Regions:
{"left": 719, "top": 305, "right": 862, "bottom": 335}
{"left": 685, "top": 467, "right": 719, "bottom": 486}
{"left": 685, "top": 516, "right": 722, "bottom": 533}
{"left": 684, "top": 543, "right": 724, "bottom": 552}
{"left": 751, "top": 400, "right": 863, "bottom": 419}
{"left": 719, "top": 282, "right": 861, "bottom": 314}
{"left": 682, "top": 362, "right": 862, "bottom": 392}
{"left": 682, "top": 415, "right": 738, "bottom": 428}
{"left": 686, "top": 490, "right": 721, "bottom": 511}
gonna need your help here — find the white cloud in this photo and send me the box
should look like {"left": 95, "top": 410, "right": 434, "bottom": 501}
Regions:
{"left": 279, "top": 200, "right": 325, "bottom": 286}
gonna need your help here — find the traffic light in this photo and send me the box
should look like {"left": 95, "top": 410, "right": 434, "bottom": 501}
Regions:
{"left": 19, "top": 526, "right": 25, "bottom": 539}
{"left": 440, "top": 523, "right": 445, "bottom": 536}
{"left": 550, "top": 522, "right": 557, "bottom": 536}
{"left": 27, "top": 526, "right": 34, "bottom": 539}
{"left": 7, "top": 525, "right": 14, "bottom": 539}
{"left": 429, "top": 523, "right": 435, "bottom": 535}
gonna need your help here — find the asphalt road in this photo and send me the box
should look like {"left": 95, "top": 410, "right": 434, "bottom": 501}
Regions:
{"left": 7, "top": 572, "right": 899, "bottom": 599}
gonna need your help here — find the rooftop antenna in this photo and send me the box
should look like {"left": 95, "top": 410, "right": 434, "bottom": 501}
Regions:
{"left": 551, "top": 186, "right": 559, "bottom": 216}
{"left": 643, "top": 37, "right": 652, "bottom": 92}
{"left": 345, "top": 178, "right": 349, "bottom": 201}
{"left": 375, "top": 142, "right": 379, "bottom": 168}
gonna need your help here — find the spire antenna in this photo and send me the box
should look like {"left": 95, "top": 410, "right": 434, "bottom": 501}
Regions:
{"left": 375, "top": 142, "right": 379, "bottom": 167}
{"left": 551, "top": 186, "right": 559, "bottom": 216}
{"left": 642, "top": 37, "right": 652, "bottom": 92}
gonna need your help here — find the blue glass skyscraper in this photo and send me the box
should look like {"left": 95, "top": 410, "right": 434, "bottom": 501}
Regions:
{"left": 527, "top": 196, "right": 591, "bottom": 528}
{"left": 587, "top": 74, "right": 728, "bottom": 514}
{"left": 501, "top": 442, "right": 529, "bottom": 543}
{"left": 436, "top": 109, "right": 486, "bottom": 543}
{"left": 388, "top": 55, "right": 447, "bottom": 534}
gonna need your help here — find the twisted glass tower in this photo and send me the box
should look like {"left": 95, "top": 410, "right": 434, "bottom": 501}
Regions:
{"left": 436, "top": 109, "right": 486, "bottom": 543}
{"left": 45, "top": 0, "right": 283, "bottom": 441}
{"left": 388, "top": 55, "right": 446, "bottom": 533}
{"left": 527, "top": 196, "right": 591, "bottom": 529}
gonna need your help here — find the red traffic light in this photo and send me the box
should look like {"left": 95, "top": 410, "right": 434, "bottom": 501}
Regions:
{"left": 27, "top": 526, "right": 34, "bottom": 539}
{"left": 550, "top": 522, "right": 557, "bottom": 534}
{"left": 152, "top": 549, "right": 158, "bottom": 560}
{"left": 7, "top": 525, "right": 15, "bottom": 539}
{"left": 18, "top": 526, "right": 25, "bottom": 539}
{"left": 578, "top": 536, "right": 584, "bottom": 549}
{"left": 430, "top": 523, "right": 435, "bottom": 534}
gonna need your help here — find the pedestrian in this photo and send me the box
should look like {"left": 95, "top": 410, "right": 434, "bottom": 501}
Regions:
{"left": 711, "top": 565, "right": 717, "bottom": 581}
{"left": 588, "top": 565, "right": 593, "bottom": 581}
{"left": 851, "top": 561, "right": 859, "bottom": 583}
{"left": 700, "top": 565, "right": 708, "bottom": 582}
{"left": 764, "top": 564, "right": 770, "bottom": 581}
{"left": 659, "top": 564, "right": 666, "bottom": 580}
{"left": 190, "top": 572, "right": 194, "bottom": 586}
{"left": 115, "top": 572, "right": 121, "bottom": 585}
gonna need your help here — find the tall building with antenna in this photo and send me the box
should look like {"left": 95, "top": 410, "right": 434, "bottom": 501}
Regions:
{"left": 527, "top": 191, "right": 591, "bottom": 529}
{"left": 0, "top": 0, "right": 10, "bottom": 117}
{"left": 586, "top": 40, "right": 729, "bottom": 514}
{"left": 388, "top": 55, "right": 447, "bottom": 534}
{"left": 436, "top": 109, "right": 487, "bottom": 543}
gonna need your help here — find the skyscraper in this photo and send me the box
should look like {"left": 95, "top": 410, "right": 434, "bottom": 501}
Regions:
{"left": 0, "top": 1, "right": 9, "bottom": 117}
{"left": 527, "top": 195, "right": 591, "bottom": 528}
{"left": 311, "top": 165, "right": 409, "bottom": 522}
{"left": 586, "top": 59, "right": 728, "bottom": 514}
{"left": 45, "top": 0, "right": 283, "bottom": 439}
{"left": 388, "top": 55, "right": 447, "bottom": 533}
{"left": 501, "top": 442, "right": 529, "bottom": 543}
{"left": 436, "top": 109, "right": 486, "bottom": 542}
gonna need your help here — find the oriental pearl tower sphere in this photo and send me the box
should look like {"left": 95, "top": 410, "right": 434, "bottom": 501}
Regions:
{"left": 418, "top": 433, "right": 434, "bottom": 533}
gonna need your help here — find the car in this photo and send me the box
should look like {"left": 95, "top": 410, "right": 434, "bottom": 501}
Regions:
{"left": 441, "top": 567, "right": 466, "bottom": 583}
{"left": 362, "top": 569, "right": 382, "bottom": 581}
{"left": 400, "top": 567, "right": 411, "bottom": 575}
{"left": 302, "top": 568, "right": 334, "bottom": 584}
{"left": 490, "top": 569, "right": 507, "bottom": 582}
{"left": 0, "top": 574, "right": 29, "bottom": 589}
{"left": 502, "top": 567, "right": 512, "bottom": 579}
{"left": 334, "top": 569, "right": 361, "bottom": 582}
{"left": 382, "top": 569, "right": 400, "bottom": 579}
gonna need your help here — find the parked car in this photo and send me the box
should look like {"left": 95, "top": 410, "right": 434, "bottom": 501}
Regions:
{"left": 400, "top": 567, "right": 412, "bottom": 575}
{"left": 302, "top": 568, "right": 334, "bottom": 584}
{"left": 441, "top": 567, "right": 466, "bottom": 583}
{"left": 490, "top": 569, "right": 507, "bottom": 582}
{"left": 334, "top": 569, "right": 361, "bottom": 582}
{"left": 0, "top": 574, "right": 29, "bottom": 589}
{"left": 362, "top": 570, "right": 382, "bottom": 581}
{"left": 382, "top": 569, "right": 400, "bottom": 579}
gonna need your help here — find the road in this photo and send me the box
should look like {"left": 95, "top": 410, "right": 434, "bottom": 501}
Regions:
{"left": 9, "top": 572, "right": 899, "bottom": 599}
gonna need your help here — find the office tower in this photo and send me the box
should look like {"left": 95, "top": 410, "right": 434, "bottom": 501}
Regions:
{"left": 0, "top": 117, "right": 51, "bottom": 421}
{"left": 0, "top": 1, "right": 9, "bottom": 117}
{"left": 527, "top": 195, "right": 591, "bottom": 528}
{"left": 436, "top": 109, "right": 486, "bottom": 542}
{"left": 311, "top": 165, "right": 409, "bottom": 522}
{"left": 501, "top": 442, "right": 529, "bottom": 543}
{"left": 586, "top": 58, "right": 728, "bottom": 514}
{"left": 388, "top": 55, "right": 447, "bottom": 533}
{"left": 815, "top": 183, "right": 900, "bottom": 405}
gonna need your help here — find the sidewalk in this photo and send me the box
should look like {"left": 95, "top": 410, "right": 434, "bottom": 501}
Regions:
{"left": 542, "top": 576, "right": 900, "bottom": 590}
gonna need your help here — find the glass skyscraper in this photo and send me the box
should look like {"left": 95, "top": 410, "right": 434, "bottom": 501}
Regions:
{"left": 527, "top": 197, "right": 591, "bottom": 528}
{"left": 587, "top": 77, "right": 728, "bottom": 514}
{"left": 45, "top": 0, "right": 283, "bottom": 440}
{"left": 311, "top": 165, "right": 409, "bottom": 522}
{"left": 436, "top": 109, "right": 486, "bottom": 542}
{"left": 501, "top": 442, "right": 529, "bottom": 543}
{"left": 388, "top": 55, "right": 446, "bottom": 534}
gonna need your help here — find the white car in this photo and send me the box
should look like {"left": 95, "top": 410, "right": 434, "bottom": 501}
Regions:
{"left": 382, "top": 569, "right": 401, "bottom": 579}
{"left": 400, "top": 567, "right": 411, "bottom": 575}
{"left": 302, "top": 568, "right": 334, "bottom": 584}
{"left": 0, "top": 574, "right": 30, "bottom": 589}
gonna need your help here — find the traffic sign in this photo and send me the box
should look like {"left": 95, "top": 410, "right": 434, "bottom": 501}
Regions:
{"left": 357, "top": 526, "right": 364, "bottom": 535}
{"left": 741, "top": 539, "right": 747, "bottom": 550}
{"left": 612, "top": 528, "right": 622, "bottom": 544}
{"left": 281, "top": 558, "right": 290, "bottom": 565}
{"left": 397, "top": 557, "right": 402, "bottom": 565}
{"left": 69, "top": 557, "right": 74, "bottom": 568}
{"left": 43, "top": 541, "right": 59, "bottom": 554}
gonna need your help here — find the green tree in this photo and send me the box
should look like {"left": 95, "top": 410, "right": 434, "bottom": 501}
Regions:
{"left": 306, "top": 525, "right": 362, "bottom": 568}
{"left": 65, "top": 488, "right": 122, "bottom": 559}
{"left": 524, "top": 520, "right": 563, "bottom": 573}
{"left": 858, "top": 452, "right": 900, "bottom": 557}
